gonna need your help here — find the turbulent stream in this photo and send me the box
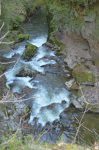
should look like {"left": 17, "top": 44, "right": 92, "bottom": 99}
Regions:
{"left": 1, "top": 10, "right": 99, "bottom": 145}
{"left": 4, "top": 12, "right": 70, "bottom": 127}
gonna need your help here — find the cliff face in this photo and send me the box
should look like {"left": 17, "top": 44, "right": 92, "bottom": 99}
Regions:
{"left": 46, "top": 0, "right": 99, "bottom": 111}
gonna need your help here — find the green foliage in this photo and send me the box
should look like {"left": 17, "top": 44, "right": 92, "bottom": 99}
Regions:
{"left": 45, "top": 0, "right": 98, "bottom": 34}
{"left": 45, "top": 0, "right": 85, "bottom": 33}
{"left": 45, "top": 0, "right": 85, "bottom": 53}
{"left": 1, "top": 0, "right": 26, "bottom": 29}
{"left": 68, "top": 0, "right": 97, "bottom": 6}
{"left": 0, "top": 135, "right": 32, "bottom": 150}
{"left": 23, "top": 0, "right": 45, "bottom": 15}
{"left": 0, "top": 134, "right": 87, "bottom": 150}
{"left": 1, "top": 0, "right": 45, "bottom": 29}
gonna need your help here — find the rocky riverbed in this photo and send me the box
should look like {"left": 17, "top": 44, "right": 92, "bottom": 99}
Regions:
{"left": 0, "top": 6, "right": 99, "bottom": 146}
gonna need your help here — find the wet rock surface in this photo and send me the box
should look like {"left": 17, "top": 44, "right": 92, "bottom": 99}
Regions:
{"left": 57, "top": 28, "right": 99, "bottom": 113}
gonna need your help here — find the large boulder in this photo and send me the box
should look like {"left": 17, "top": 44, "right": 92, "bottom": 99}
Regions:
{"left": 16, "top": 67, "right": 36, "bottom": 77}
{"left": 22, "top": 43, "right": 37, "bottom": 60}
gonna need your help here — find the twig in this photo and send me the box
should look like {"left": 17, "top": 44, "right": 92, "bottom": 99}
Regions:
{"left": 0, "top": 72, "right": 5, "bottom": 78}
{"left": 0, "top": 41, "right": 14, "bottom": 45}
{"left": 0, "top": 22, "right": 14, "bottom": 44}
{"left": 72, "top": 107, "right": 86, "bottom": 144}
{"left": 72, "top": 83, "right": 89, "bottom": 143}
{"left": 0, "top": 95, "right": 40, "bottom": 103}
{"left": 0, "top": 22, "right": 4, "bottom": 32}
{"left": 82, "top": 124, "right": 94, "bottom": 133}
{"left": 0, "top": 31, "right": 9, "bottom": 41}
{"left": 0, "top": 61, "right": 16, "bottom": 65}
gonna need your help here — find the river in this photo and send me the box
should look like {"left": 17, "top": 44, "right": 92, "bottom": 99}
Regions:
{"left": 0, "top": 9, "right": 99, "bottom": 145}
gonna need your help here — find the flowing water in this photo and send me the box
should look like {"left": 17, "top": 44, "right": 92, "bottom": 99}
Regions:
{"left": 1, "top": 10, "right": 99, "bottom": 145}
{"left": 3, "top": 11, "right": 70, "bottom": 127}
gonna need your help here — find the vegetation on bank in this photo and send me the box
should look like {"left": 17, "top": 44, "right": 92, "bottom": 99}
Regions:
{"left": 1, "top": 0, "right": 99, "bottom": 51}
{"left": 1, "top": 0, "right": 45, "bottom": 29}
{"left": 1, "top": 0, "right": 98, "bottom": 34}
{"left": 45, "top": 0, "right": 97, "bottom": 31}
{"left": 0, "top": 134, "right": 93, "bottom": 150}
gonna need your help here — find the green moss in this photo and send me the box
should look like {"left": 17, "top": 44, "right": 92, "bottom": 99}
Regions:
{"left": 72, "top": 64, "right": 94, "bottom": 83}
{"left": 73, "top": 72, "right": 93, "bottom": 83}
{"left": 16, "top": 34, "right": 30, "bottom": 42}
{"left": 23, "top": 43, "right": 37, "bottom": 60}
{"left": 48, "top": 34, "right": 65, "bottom": 55}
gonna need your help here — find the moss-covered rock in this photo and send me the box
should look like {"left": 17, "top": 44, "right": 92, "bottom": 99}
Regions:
{"left": 16, "top": 34, "right": 30, "bottom": 42}
{"left": 72, "top": 64, "right": 94, "bottom": 83}
{"left": 48, "top": 34, "right": 65, "bottom": 55}
{"left": 23, "top": 43, "right": 37, "bottom": 60}
{"left": 16, "top": 68, "right": 36, "bottom": 77}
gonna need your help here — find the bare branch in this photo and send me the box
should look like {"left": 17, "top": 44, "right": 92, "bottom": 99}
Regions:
{"left": 72, "top": 105, "right": 88, "bottom": 144}
{"left": 0, "top": 95, "right": 39, "bottom": 103}
{"left": 0, "top": 22, "right": 14, "bottom": 44}
{"left": 0, "top": 61, "right": 16, "bottom": 65}
{"left": 0, "top": 41, "right": 14, "bottom": 45}
{"left": 0, "top": 72, "right": 5, "bottom": 78}
{"left": 0, "top": 22, "right": 4, "bottom": 32}
{"left": 0, "top": 31, "right": 9, "bottom": 41}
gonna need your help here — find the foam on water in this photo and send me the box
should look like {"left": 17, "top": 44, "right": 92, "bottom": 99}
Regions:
{"left": 29, "top": 35, "right": 47, "bottom": 47}
{"left": 3, "top": 15, "right": 70, "bottom": 126}
{"left": 4, "top": 41, "right": 57, "bottom": 92}
{"left": 21, "top": 46, "right": 56, "bottom": 73}
{"left": 4, "top": 39, "right": 70, "bottom": 125}
{"left": 5, "top": 66, "right": 33, "bottom": 92}
{"left": 29, "top": 85, "right": 70, "bottom": 126}
{"left": 4, "top": 44, "right": 25, "bottom": 58}
{"left": 3, "top": 35, "right": 47, "bottom": 59}
{"left": 38, "top": 103, "right": 67, "bottom": 126}
{"left": 11, "top": 77, "right": 33, "bottom": 93}
{"left": 34, "top": 46, "right": 55, "bottom": 61}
